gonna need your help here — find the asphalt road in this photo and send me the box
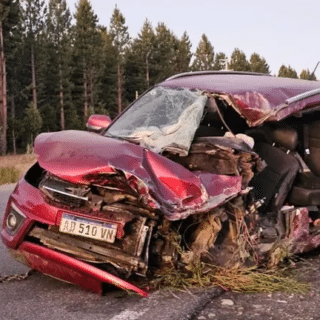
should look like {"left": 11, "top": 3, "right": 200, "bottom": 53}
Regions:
{"left": 0, "top": 183, "right": 223, "bottom": 320}
{"left": 2, "top": 183, "right": 320, "bottom": 320}
{"left": 0, "top": 183, "right": 30, "bottom": 276}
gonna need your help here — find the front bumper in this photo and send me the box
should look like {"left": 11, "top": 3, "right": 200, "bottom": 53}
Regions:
{"left": 15, "top": 241, "right": 148, "bottom": 296}
{"left": 1, "top": 179, "right": 148, "bottom": 297}
{"left": 2, "top": 178, "right": 58, "bottom": 249}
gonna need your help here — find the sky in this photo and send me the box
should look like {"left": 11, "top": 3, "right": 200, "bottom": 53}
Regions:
{"left": 66, "top": 0, "right": 320, "bottom": 79}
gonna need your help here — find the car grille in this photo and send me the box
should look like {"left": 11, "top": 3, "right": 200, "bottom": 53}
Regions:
{"left": 43, "top": 187, "right": 85, "bottom": 207}
{"left": 39, "top": 175, "right": 89, "bottom": 208}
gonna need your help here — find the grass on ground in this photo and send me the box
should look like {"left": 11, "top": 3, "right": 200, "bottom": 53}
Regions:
{"left": 153, "top": 263, "right": 310, "bottom": 294}
{"left": 0, "top": 154, "right": 36, "bottom": 185}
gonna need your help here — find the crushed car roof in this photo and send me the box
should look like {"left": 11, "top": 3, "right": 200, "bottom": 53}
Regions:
{"left": 160, "top": 71, "right": 320, "bottom": 126}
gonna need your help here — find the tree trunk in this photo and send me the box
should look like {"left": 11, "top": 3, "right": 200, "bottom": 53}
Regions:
{"left": 0, "top": 20, "right": 7, "bottom": 154}
{"left": 11, "top": 96, "right": 16, "bottom": 154}
{"left": 117, "top": 63, "right": 122, "bottom": 114}
{"left": 204, "top": 54, "right": 208, "bottom": 71}
{"left": 83, "top": 57, "right": 88, "bottom": 122}
{"left": 89, "top": 67, "right": 94, "bottom": 115}
{"left": 146, "top": 52, "right": 150, "bottom": 88}
{"left": 59, "top": 63, "right": 65, "bottom": 130}
{"left": 31, "top": 45, "right": 37, "bottom": 109}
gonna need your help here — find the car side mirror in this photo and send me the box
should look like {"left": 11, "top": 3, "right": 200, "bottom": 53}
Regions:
{"left": 86, "top": 114, "right": 112, "bottom": 132}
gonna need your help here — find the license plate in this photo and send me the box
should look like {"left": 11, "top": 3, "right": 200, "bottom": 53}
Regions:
{"left": 59, "top": 213, "right": 117, "bottom": 243}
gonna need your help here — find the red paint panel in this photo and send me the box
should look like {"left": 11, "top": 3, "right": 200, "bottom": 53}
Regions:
{"left": 144, "top": 149, "right": 204, "bottom": 206}
{"left": 19, "top": 241, "right": 149, "bottom": 297}
{"left": 196, "top": 172, "right": 242, "bottom": 198}
{"left": 34, "top": 131, "right": 144, "bottom": 179}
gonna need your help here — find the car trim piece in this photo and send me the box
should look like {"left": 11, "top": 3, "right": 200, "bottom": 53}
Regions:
{"left": 165, "top": 70, "right": 271, "bottom": 81}
{"left": 285, "top": 88, "right": 320, "bottom": 105}
{"left": 42, "top": 185, "right": 89, "bottom": 201}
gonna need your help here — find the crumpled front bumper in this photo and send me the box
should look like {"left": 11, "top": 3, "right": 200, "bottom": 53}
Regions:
{"left": 13, "top": 241, "right": 149, "bottom": 297}
{"left": 1, "top": 179, "right": 148, "bottom": 297}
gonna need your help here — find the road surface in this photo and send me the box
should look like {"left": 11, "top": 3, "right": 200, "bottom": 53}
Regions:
{"left": 0, "top": 183, "right": 222, "bottom": 320}
{"left": 1, "top": 183, "right": 320, "bottom": 320}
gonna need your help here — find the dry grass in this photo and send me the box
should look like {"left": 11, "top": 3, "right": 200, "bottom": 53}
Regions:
{"left": 0, "top": 154, "right": 36, "bottom": 185}
{"left": 152, "top": 263, "right": 309, "bottom": 294}
{"left": 0, "top": 167, "right": 20, "bottom": 184}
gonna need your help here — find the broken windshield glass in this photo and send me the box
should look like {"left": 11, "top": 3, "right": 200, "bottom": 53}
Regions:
{"left": 106, "top": 86, "right": 207, "bottom": 155}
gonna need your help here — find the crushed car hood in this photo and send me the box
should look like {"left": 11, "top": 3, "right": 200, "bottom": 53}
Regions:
{"left": 34, "top": 130, "right": 241, "bottom": 220}
{"left": 163, "top": 73, "right": 320, "bottom": 126}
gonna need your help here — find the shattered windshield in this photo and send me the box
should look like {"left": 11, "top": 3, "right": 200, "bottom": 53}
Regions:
{"left": 106, "top": 86, "right": 207, "bottom": 155}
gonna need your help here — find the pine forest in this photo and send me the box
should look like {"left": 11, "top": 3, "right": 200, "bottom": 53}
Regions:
{"left": 0, "top": 0, "right": 316, "bottom": 154}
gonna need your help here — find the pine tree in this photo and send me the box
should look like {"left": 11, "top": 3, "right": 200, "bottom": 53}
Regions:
{"left": 175, "top": 31, "right": 192, "bottom": 73}
{"left": 191, "top": 34, "right": 214, "bottom": 71}
{"left": 123, "top": 40, "right": 146, "bottom": 103}
{"left": 22, "top": 0, "right": 47, "bottom": 110}
{"left": 45, "top": 0, "right": 74, "bottom": 130}
{"left": 137, "top": 19, "right": 154, "bottom": 88}
{"left": 228, "top": 48, "right": 250, "bottom": 71}
{"left": 123, "top": 19, "right": 155, "bottom": 102}
{"left": 24, "top": 102, "right": 42, "bottom": 145}
{"left": 213, "top": 52, "right": 228, "bottom": 70}
{"left": 74, "top": 0, "right": 103, "bottom": 122}
{"left": 152, "top": 22, "right": 178, "bottom": 82}
{"left": 278, "top": 65, "right": 298, "bottom": 78}
{"left": 22, "top": 0, "right": 47, "bottom": 144}
{"left": 249, "top": 53, "right": 270, "bottom": 74}
{"left": 96, "top": 29, "right": 117, "bottom": 117}
{"left": 300, "top": 68, "right": 317, "bottom": 80}
{"left": 109, "top": 6, "right": 130, "bottom": 114}
{"left": 4, "top": 0, "right": 25, "bottom": 153}
{"left": 0, "top": 0, "right": 10, "bottom": 153}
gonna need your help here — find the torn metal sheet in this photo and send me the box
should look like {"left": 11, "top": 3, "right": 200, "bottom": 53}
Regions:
{"left": 163, "top": 73, "right": 320, "bottom": 126}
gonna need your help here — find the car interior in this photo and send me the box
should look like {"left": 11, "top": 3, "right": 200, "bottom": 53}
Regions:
{"left": 191, "top": 96, "right": 320, "bottom": 217}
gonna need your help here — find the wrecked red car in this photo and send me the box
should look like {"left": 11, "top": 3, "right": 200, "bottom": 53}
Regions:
{"left": 3, "top": 71, "right": 320, "bottom": 296}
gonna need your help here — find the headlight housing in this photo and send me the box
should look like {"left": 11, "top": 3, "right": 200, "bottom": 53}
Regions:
{"left": 5, "top": 203, "right": 26, "bottom": 235}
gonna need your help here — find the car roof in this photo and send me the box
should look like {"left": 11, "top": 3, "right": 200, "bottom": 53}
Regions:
{"left": 161, "top": 71, "right": 319, "bottom": 95}
{"left": 159, "top": 71, "right": 320, "bottom": 126}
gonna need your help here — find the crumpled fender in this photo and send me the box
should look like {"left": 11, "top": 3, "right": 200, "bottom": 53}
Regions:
{"left": 34, "top": 130, "right": 241, "bottom": 220}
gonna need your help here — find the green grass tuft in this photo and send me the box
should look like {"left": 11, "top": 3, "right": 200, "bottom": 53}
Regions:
{"left": 0, "top": 167, "right": 20, "bottom": 185}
